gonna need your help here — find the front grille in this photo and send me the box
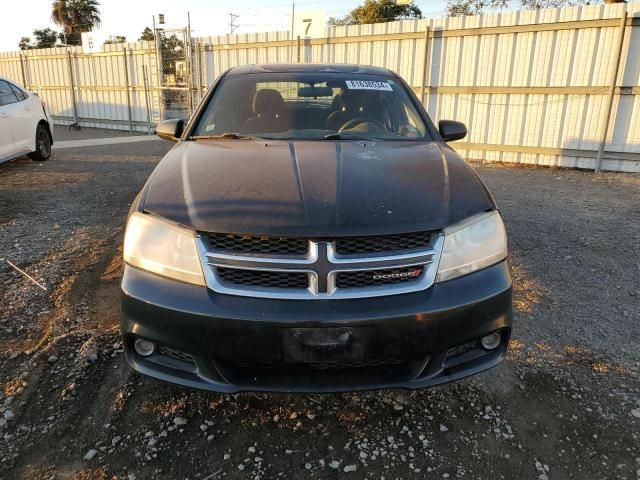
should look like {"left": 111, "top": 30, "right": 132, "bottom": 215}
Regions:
{"left": 200, "top": 232, "right": 442, "bottom": 300}
{"left": 214, "top": 354, "right": 428, "bottom": 388}
{"left": 225, "top": 354, "right": 417, "bottom": 370}
{"left": 336, "top": 266, "right": 424, "bottom": 289}
{"left": 335, "top": 231, "right": 432, "bottom": 255}
{"left": 217, "top": 267, "right": 309, "bottom": 289}
{"left": 207, "top": 233, "right": 308, "bottom": 255}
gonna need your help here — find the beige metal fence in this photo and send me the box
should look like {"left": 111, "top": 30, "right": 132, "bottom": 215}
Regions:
{"left": 1, "top": 2, "right": 639, "bottom": 171}
{"left": 0, "top": 42, "right": 163, "bottom": 132}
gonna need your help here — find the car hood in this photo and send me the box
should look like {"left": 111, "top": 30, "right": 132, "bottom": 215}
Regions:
{"left": 142, "top": 140, "right": 494, "bottom": 237}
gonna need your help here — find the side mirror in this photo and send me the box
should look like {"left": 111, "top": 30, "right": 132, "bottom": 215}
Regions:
{"left": 155, "top": 119, "right": 184, "bottom": 142}
{"left": 439, "top": 120, "right": 467, "bottom": 142}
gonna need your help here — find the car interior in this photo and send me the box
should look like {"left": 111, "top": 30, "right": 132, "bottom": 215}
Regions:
{"left": 196, "top": 78, "right": 425, "bottom": 139}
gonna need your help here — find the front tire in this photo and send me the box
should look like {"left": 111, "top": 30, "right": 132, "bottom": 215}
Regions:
{"left": 28, "top": 123, "right": 52, "bottom": 161}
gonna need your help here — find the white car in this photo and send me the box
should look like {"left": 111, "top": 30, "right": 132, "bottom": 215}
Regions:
{"left": 0, "top": 76, "right": 52, "bottom": 164}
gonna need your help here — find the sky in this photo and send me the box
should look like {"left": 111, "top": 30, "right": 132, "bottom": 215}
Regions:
{"left": 0, "top": 0, "right": 449, "bottom": 51}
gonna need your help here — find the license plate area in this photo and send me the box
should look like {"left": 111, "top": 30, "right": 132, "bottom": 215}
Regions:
{"left": 283, "top": 327, "right": 365, "bottom": 364}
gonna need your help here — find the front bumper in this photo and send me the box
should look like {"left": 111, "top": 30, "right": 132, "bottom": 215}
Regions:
{"left": 121, "top": 261, "right": 512, "bottom": 393}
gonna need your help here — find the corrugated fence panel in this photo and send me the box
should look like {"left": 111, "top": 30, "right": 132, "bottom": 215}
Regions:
{"left": 0, "top": 42, "right": 158, "bottom": 132}
{"left": 431, "top": 2, "right": 639, "bottom": 172}
{"left": 0, "top": 2, "right": 638, "bottom": 170}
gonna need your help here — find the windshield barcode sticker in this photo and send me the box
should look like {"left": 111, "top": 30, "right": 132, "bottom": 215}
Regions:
{"left": 345, "top": 80, "right": 393, "bottom": 91}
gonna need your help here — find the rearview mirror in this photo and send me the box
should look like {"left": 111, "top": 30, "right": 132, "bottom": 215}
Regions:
{"left": 298, "top": 86, "right": 333, "bottom": 98}
{"left": 155, "top": 119, "right": 184, "bottom": 142}
{"left": 439, "top": 120, "right": 467, "bottom": 142}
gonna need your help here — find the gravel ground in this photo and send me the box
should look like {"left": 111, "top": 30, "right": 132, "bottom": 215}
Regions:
{"left": 0, "top": 138, "right": 639, "bottom": 480}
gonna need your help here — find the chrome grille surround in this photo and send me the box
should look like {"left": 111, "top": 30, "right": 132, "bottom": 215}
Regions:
{"left": 196, "top": 234, "right": 444, "bottom": 300}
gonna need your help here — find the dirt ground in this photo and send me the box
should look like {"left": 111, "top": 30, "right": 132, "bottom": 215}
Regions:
{"left": 0, "top": 131, "right": 639, "bottom": 480}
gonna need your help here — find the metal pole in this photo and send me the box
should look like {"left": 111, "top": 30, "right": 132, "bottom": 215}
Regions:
{"left": 595, "top": 9, "right": 628, "bottom": 173}
{"left": 297, "top": 36, "right": 301, "bottom": 63}
{"left": 420, "top": 26, "right": 430, "bottom": 105}
{"left": 19, "top": 53, "right": 28, "bottom": 88}
{"left": 195, "top": 41, "right": 203, "bottom": 104}
{"left": 66, "top": 49, "right": 79, "bottom": 129}
{"left": 153, "top": 20, "right": 165, "bottom": 122}
{"left": 186, "top": 14, "right": 195, "bottom": 116}
{"left": 123, "top": 46, "right": 134, "bottom": 133}
{"left": 290, "top": 2, "right": 295, "bottom": 62}
{"left": 142, "top": 65, "right": 153, "bottom": 133}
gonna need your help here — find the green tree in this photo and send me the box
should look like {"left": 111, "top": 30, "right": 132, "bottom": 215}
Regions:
{"left": 446, "top": 0, "right": 585, "bottom": 16}
{"left": 33, "top": 28, "right": 61, "bottom": 48}
{"left": 521, "top": 0, "right": 586, "bottom": 7}
{"left": 19, "top": 28, "right": 62, "bottom": 50}
{"left": 51, "top": 0, "right": 101, "bottom": 46}
{"left": 19, "top": 37, "right": 33, "bottom": 50}
{"left": 139, "top": 27, "right": 155, "bottom": 41}
{"left": 159, "top": 33, "right": 185, "bottom": 76}
{"left": 104, "top": 35, "right": 126, "bottom": 45}
{"left": 328, "top": 0, "right": 422, "bottom": 27}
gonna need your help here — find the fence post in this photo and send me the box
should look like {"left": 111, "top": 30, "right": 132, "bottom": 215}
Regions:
{"left": 19, "top": 53, "right": 28, "bottom": 88}
{"left": 420, "top": 26, "right": 430, "bottom": 105}
{"left": 594, "top": 8, "right": 628, "bottom": 173}
{"left": 122, "top": 46, "right": 134, "bottom": 133}
{"left": 66, "top": 49, "right": 79, "bottom": 129}
{"left": 195, "top": 41, "right": 203, "bottom": 104}
{"left": 154, "top": 33, "right": 165, "bottom": 121}
{"left": 187, "top": 13, "right": 194, "bottom": 114}
{"left": 142, "top": 65, "right": 153, "bottom": 133}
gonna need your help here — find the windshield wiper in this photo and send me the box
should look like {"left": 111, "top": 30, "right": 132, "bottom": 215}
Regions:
{"left": 190, "top": 133, "right": 255, "bottom": 140}
{"left": 324, "top": 133, "right": 378, "bottom": 141}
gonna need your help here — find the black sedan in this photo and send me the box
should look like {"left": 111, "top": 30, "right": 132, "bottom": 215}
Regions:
{"left": 120, "top": 64, "right": 512, "bottom": 392}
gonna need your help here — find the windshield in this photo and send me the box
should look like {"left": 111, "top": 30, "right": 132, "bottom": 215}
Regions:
{"left": 192, "top": 72, "right": 432, "bottom": 141}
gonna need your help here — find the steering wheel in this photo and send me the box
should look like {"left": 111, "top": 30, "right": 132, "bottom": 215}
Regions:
{"left": 338, "top": 117, "right": 387, "bottom": 133}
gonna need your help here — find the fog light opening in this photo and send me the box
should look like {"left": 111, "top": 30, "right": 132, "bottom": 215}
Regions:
{"left": 134, "top": 338, "right": 156, "bottom": 357}
{"left": 481, "top": 332, "right": 502, "bottom": 350}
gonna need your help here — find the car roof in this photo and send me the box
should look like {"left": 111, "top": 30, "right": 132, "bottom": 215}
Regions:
{"left": 0, "top": 76, "right": 21, "bottom": 86}
{"left": 226, "top": 64, "right": 396, "bottom": 77}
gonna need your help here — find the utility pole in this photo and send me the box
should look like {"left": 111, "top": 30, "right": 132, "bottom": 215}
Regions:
{"left": 290, "top": 2, "right": 295, "bottom": 62}
{"left": 291, "top": 2, "right": 295, "bottom": 38}
{"left": 229, "top": 13, "right": 239, "bottom": 35}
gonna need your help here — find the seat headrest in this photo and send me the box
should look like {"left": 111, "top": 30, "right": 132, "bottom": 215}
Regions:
{"left": 337, "top": 89, "right": 365, "bottom": 111}
{"left": 253, "top": 89, "right": 286, "bottom": 116}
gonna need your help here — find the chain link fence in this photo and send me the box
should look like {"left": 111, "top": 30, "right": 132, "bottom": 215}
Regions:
{"left": 0, "top": 27, "right": 197, "bottom": 134}
{"left": 1, "top": 3, "right": 639, "bottom": 171}
{"left": 156, "top": 28, "right": 193, "bottom": 122}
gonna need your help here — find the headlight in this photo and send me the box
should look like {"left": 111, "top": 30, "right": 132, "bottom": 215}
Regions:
{"left": 123, "top": 212, "right": 205, "bottom": 286}
{"left": 436, "top": 211, "right": 507, "bottom": 282}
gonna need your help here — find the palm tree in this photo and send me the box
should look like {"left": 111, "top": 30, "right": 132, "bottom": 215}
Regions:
{"left": 52, "top": 0, "right": 101, "bottom": 45}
